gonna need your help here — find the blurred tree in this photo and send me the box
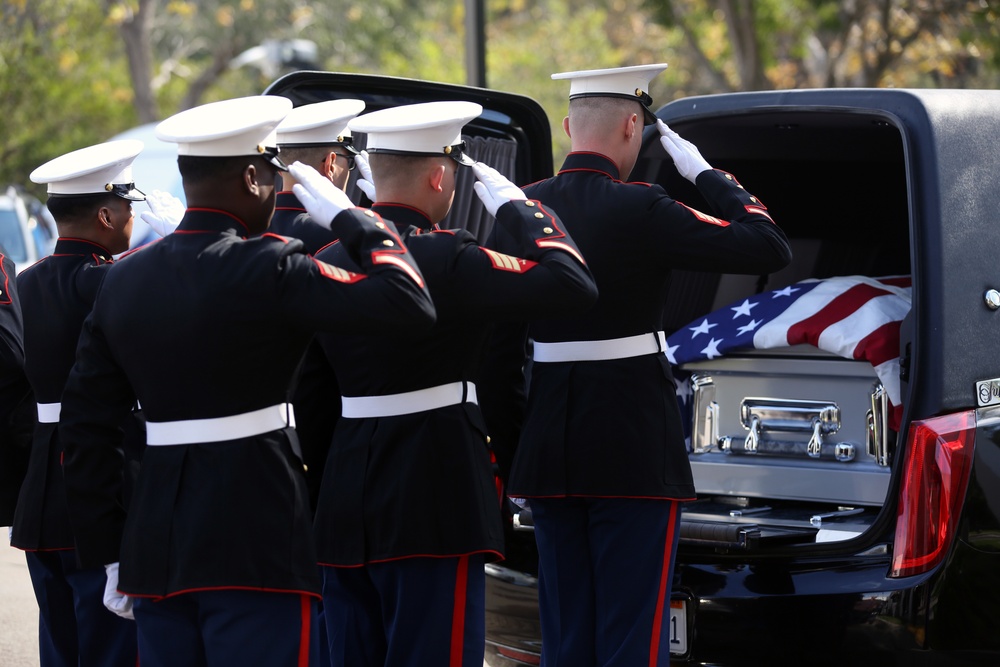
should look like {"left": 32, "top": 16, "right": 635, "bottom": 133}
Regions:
{"left": 641, "top": 0, "right": 1000, "bottom": 91}
{"left": 3, "top": 0, "right": 1000, "bottom": 193}
{"left": 0, "top": 0, "right": 136, "bottom": 196}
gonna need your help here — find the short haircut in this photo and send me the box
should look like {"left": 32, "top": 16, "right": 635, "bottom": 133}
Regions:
{"left": 368, "top": 152, "right": 444, "bottom": 190}
{"left": 569, "top": 96, "right": 644, "bottom": 129}
{"left": 277, "top": 145, "right": 334, "bottom": 169}
{"left": 177, "top": 155, "right": 268, "bottom": 182}
{"left": 45, "top": 193, "right": 121, "bottom": 224}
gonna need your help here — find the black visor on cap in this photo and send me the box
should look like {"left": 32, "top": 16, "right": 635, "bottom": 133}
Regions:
{"left": 445, "top": 142, "right": 475, "bottom": 167}
{"left": 367, "top": 141, "right": 475, "bottom": 167}
{"left": 107, "top": 182, "right": 147, "bottom": 201}
{"left": 259, "top": 146, "right": 289, "bottom": 172}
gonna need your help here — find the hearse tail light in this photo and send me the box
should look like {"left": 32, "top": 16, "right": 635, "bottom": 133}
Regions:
{"left": 890, "top": 410, "right": 976, "bottom": 578}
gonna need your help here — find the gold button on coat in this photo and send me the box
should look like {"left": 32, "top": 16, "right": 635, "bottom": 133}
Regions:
{"left": 382, "top": 239, "right": 394, "bottom": 247}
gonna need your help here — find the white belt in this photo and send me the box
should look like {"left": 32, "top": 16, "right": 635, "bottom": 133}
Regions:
{"left": 341, "top": 381, "right": 478, "bottom": 419}
{"left": 533, "top": 331, "right": 667, "bottom": 362}
{"left": 146, "top": 403, "right": 295, "bottom": 446}
{"left": 37, "top": 402, "right": 61, "bottom": 424}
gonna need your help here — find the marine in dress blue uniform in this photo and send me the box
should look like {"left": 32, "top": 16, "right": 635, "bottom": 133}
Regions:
{"left": 12, "top": 140, "right": 147, "bottom": 667}
{"left": 272, "top": 99, "right": 367, "bottom": 516}
{"left": 0, "top": 250, "right": 31, "bottom": 530}
{"left": 273, "top": 97, "right": 368, "bottom": 666}
{"left": 58, "top": 96, "right": 435, "bottom": 667}
{"left": 296, "top": 101, "right": 598, "bottom": 667}
{"left": 495, "top": 65, "right": 792, "bottom": 667}
{"left": 272, "top": 99, "right": 366, "bottom": 254}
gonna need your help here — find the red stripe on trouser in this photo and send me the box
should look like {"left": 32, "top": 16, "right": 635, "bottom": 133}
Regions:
{"left": 449, "top": 555, "right": 471, "bottom": 667}
{"left": 648, "top": 502, "right": 680, "bottom": 667}
{"left": 298, "top": 594, "right": 311, "bottom": 667}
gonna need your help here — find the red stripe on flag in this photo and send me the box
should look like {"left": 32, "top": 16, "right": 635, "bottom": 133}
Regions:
{"left": 786, "top": 283, "right": 893, "bottom": 348}
{"left": 878, "top": 276, "right": 912, "bottom": 288}
{"left": 853, "top": 320, "right": 902, "bottom": 367}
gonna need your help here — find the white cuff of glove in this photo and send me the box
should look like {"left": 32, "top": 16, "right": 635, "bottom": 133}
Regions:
{"left": 657, "top": 119, "right": 713, "bottom": 183}
{"left": 103, "top": 562, "right": 135, "bottom": 620}
{"left": 140, "top": 189, "right": 185, "bottom": 237}
{"left": 355, "top": 150, "right": 377, "bottom": 201}
{"left": 471, "top": 162, "right": 527, "bottom": 217}
{"left": 289, "top": 161, "right": 353, "bottom": 228}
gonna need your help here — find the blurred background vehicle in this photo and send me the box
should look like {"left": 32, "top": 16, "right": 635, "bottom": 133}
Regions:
{"left": 0, "top": 185, "right": 55, "bottom": 273}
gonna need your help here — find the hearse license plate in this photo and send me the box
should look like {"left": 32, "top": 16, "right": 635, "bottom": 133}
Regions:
{"left": 669, "top": 598, "right": 687, "bottom": 655}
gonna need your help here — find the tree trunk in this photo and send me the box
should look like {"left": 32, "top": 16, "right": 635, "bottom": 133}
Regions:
{"left": 115, "top": 0, "right": 160, "bottom": 124}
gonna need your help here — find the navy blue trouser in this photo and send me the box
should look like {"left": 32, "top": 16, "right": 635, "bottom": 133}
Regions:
{"left": 25, "top": 549, "right": 137, "bottom": 667}
{"left": 132, "top": 589, "right": 319, "bottom": 667}
{"left": 530, "top": 497, "right": 682, "bottom": 667}
{"left": 24, "top": 550, "right": 138, "bottom": 667}
{"left": 321, "top": 555, "right": 486, "bottom": 667}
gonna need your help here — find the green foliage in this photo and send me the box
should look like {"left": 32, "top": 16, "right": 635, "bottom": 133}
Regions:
{"left": 0, "top": 0, "right": 137, "bottom": 196}
{"left": 4, "top": 0, "right": 1000, "bottom": 195}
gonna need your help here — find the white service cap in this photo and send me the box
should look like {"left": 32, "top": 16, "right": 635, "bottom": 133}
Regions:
{"left": 552, "top": 63, "right": 668, "bottom": 125}
{"left": 277, "top": 99, "right": 366, "bottom": 150}
{"left": 348, "top": 101, "right": 483, "bottom": 166}
{"left": 155, "top": 95, "right": 292, "bottom": 170}
{"left": 30, "top": 139, "right": 146, "bottom": 201}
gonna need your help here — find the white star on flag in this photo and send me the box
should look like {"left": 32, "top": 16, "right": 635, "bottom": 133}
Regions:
{"left": 730, "top": 299, "right": 757, "bottom": 318}
{"left": 675, "top": 375, "right": 692, "bottom": 402}
{"left": 736, "top": 318, "right": 762, "bottom": 335}
{"left": 700, "top": 337, "right": 723, "bottom": 359}
{"left": 665, "top": 343, "right": 679, "bottom": 365}
{"left": 688, "top": 319, "right": 717, "bottom": 337}
{"left": 771, "top": 286, "right": 799, "bottom": 298}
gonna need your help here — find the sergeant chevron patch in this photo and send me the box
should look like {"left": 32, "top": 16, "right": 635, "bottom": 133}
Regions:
{"left": 481, "top": 248, "right": 537, "bottom": 272}
{"left": 313, "top": 258, "right": 366, "bottom": 283}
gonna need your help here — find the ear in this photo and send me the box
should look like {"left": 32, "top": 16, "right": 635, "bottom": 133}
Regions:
{"left": 624, "top": 113, "right": 638, "bottom": 140}
{"left": 322, "top": 152, "right": 336, "bottom": 179}
{"left": 562, "top": 116, "right": 571, "bottom": 139}
{"left": 429, "top": 163, "right": 447, "bottom": 193}
{"left": 243, "top": 163, "right": 260, "bottom": 195}
{"left": 98, "top": 206, "right": 114, "bottom": 230}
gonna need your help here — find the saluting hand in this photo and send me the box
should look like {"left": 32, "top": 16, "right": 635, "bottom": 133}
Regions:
{"left": 472, "top": 162, "right": 527, "bottom": 217}
{"left": 657, "top": 119, "right": 713, "bottom": 184}
{"left": 140, "top": 190, "right": 185, "bottom": 237}
{"left": 289, "top": 161, "right": 354, "bottom": 228}
{"left": 354, "top": 150, "right": 377, "bottom": 202}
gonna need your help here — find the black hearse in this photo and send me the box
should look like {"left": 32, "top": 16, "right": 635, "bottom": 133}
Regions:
{"left": 265, "top": 74, "right": 1000, "bottom": 666}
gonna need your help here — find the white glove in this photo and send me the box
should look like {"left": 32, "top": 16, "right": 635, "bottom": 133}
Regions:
{"left": 354, "top": 150, "right": 377, "bottom": 201}
{"left": 289, "top": 161, "right": 354, "bottom": 229}
{"left": 139, "top": 190, "right": 185, "bottom": 237}
{"left": 103, "top": 563, "right": 135, "bottom": 620}
{"left": 471, "top": 162, "right": 527, "bottom": 217}
{"left": 657, "top": 119, "right": 712, "bottom": 183}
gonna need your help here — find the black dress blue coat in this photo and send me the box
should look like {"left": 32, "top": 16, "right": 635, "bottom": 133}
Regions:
{"left": 59, "top": 207, "right": 435, "bottom": 599}
{"left": 504, "top": 152, "right": 791, "bottom": 500}
{"left": 310, "top": 198, "right": 598, "bottom": 566}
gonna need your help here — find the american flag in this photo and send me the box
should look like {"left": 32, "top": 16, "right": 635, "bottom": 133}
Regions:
{"left": 667, "top": 275, "right": 911, "bottom": 430}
